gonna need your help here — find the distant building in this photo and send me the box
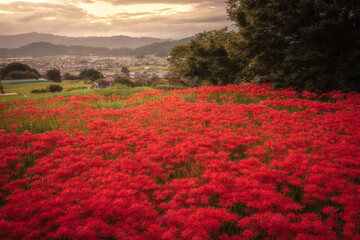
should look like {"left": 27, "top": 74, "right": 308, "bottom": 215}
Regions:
{"left": 129, "top": 72, "right": 136, "bottom": 79}
{"left": 94, "top": 78, "right": 114, "bottom": 88}
{"left": 105, "top": 72, "right": 128, "bottom": 78}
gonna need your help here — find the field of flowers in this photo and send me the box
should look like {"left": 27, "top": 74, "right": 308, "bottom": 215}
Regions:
{"left": 0, "top": 83, "right": 359, "bottom": 239}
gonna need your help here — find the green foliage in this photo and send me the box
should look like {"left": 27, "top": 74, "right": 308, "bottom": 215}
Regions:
{"left": 31, "top": 88, "right": 48, "bottom": 94}
{"left": 30, "top": 89, "right": 40, "bottom": 94}
{"left": 63, "top": 73, "right": 78, "bottom": 80}
{"left": 4, "top": 71, "right": 39, "bottom": 80}
{"left": 155, "top": 85, "right": 188, "bottom": 91}
{"left": 226, "top": 0, "right": 360, "bottom": 92}
{"left": 79, "top": 68, "right": 103, "bottom": 81}
{"left": 0, "top": 80, "right": 89, "bottom": 101}
{"left": 133, "top": 78, "right": 147, "bottom": 87}
{"left": 48, "top": 84, "right": 63, "bottom": 93}
{"left": 114, "top": 76, "right": 135, "bottom": 87}
{"left": 31, "top": 85, "right": 63, "bottom": 94}
{"left": 147, "top": 76, "right": 167, "bottom": 87}
{"left": 47, "top": 69, "right": 62, "bottom": 82}
{"left": 121, "top": 67, "right": 130, "bottom": 76}
{"left": 0, "top": 62, "right": 40, "bottom": 80}
{"left": 168, "top": 28, "right": 247, "bottom": 87}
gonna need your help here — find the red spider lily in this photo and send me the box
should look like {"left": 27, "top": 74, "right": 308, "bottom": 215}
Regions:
{"left": 0, "top": 83, "right": 359, "bottom": 239}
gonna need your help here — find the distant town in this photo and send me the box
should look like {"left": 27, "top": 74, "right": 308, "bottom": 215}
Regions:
{"left": 0, "top": 55, "right": 170, "bottom": 80}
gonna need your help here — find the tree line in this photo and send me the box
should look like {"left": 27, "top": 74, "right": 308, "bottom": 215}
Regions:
{"left": 169, "top": 0, "right": 360, "bottom": 92}
{"left": 0, "top": 62, "right": 109, "bottom": 82}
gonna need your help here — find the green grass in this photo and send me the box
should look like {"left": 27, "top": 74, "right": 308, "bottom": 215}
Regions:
{"left": 1, "top": 81, "right": 153, "bottom": 103}
{"left": 0, "top": 80, "right": 154, "bottom": 104}
{"left": 128, "top": 65, "right": 168, "bottom": 72}
{"left": 0, "top": 80, "right": 90, "bottom": 102}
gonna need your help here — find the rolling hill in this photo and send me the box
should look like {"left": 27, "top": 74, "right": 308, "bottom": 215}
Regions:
{"left": 0, "top": 32, "right": 172, "bottom": 49}
{"left": 0, "top": 37, "right": 193, "bottom": 57}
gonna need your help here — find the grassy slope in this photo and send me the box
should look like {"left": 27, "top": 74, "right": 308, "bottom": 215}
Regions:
{"left": 0, "top": 80, "right": 153, "bottom": 103}
{"left": 0, "top": 80, "right": 89, "bottom": 101}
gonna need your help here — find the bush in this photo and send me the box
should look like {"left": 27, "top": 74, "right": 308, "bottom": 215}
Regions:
{"left": 6, "top": 71, "right": 39, "bottom": 80}
{"left": 155, "top": 85, "right": 189, "bottom": 91}
{"left": 30, "top": 89, "right": 40, "bottom": 94}
{"left": 114, "top": 76, "right": 135, "bottom": 87}
{"left": 133, "top": 79, "right": 147, "bottom": 87}
{"left": 48, "top": 84, "right": 63, "bottom": 93}
{"left": 39, "top": 89, "right": 49, "bottom": 93}
{"left": 147, "top": 76, "right": 167, "bottom": 88}
{"left": 31, "top": 88, "right": 49, "bottom": 94}
{"left": 79, "top": 69, "right": 103, "bottom": 81}
{"left": 63, "top": 73, "right": 79, "bottom": 80}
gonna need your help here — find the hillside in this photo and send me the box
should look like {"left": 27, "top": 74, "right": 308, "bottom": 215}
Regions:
{"left": 0, "top": 38, "right": 193, "bottom": 57}
{"left": 0, "top": 32, "right": 171, "bottom": 49}
{"left": 1, "top": 84, "right": 359, "bottom": 239}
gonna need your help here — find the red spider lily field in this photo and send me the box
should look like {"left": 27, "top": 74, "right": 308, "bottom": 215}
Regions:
{"left": 0, "top": 83, "right": 359, "bottom": 239}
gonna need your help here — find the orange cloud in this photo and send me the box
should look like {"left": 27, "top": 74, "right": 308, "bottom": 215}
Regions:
{"left": 0, "top": 0, "right": 233, "bottom": 38}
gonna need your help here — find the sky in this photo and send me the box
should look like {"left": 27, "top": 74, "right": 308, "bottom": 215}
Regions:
{"left": 0, "top": 0, "right": 235, "bottom": 39}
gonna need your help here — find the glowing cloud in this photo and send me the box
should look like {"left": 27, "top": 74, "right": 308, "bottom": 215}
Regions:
{"left": 0, "top": 0, "right": 233, "bottom": 38}
{"left": 78, "top": 1, "right": 192, "bottom": 18}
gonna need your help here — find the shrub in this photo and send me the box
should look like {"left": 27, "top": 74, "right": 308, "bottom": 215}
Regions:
{"left": 48, "top": 84, "right": 63, "bottom": 93}
{"left": 155, "top": 85, "right": 189, "bottom": 91}
{"left": 114, "top": 76, "right": 135, "bottom": 87}
{"left": 31, "top": 88, "right": 49, "bottom": 94}
{"left": 30, "top": 89, "right": 40, "bottom": 94}
{"left": 39, "top": 88, "right": 49, "bottom": 93}
{"left": 79, "top": 69, "right": 103, "bottom": 81}
{"left": 148, "top": 76, "right": 167, "bottom": 87}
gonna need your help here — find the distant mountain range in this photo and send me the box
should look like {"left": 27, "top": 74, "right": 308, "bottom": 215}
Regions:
{"left": 0, "top": 32, "right": 173, "bottom": 49}
{"left": 0, "top": 37, "right": 193, "bottom": 57}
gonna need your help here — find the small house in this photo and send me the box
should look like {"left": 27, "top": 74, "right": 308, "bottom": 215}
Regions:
{"left": 94, "top": 78, "right": 114, "bottom": 88}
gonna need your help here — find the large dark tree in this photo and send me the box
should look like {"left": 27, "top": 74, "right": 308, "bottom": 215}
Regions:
{"left": 168, "top": 28, "right": 247, "bottom": 87}
{"left": 226, "top": 0, "right": 360, "bottom": 92}
{"left": 47, "top": 69, "right": 62, "bottom": 82}
{"left": 0, "top": 62, "right": 40, "bottom": 80}
{"left": 79, "top": 69, "right": 103, "bottom": 81}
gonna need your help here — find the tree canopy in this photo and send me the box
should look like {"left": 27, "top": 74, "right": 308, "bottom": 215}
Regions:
{"left": 63, "top": 73, "right": 78, "bottom": 80}
{"left": 168, "top": 28, "right": 247, "bottom": 87}
{"left": 79, "top": 69, "right": 103, "bottom": 81}
{"left": 226, "top": 0, "right": 360, "bottom": 92}
{"left": 47, "top": 69, "right": 62, "bottom": 82}
{"left": 121, "top": 67, "right": 130, "bottom": 76}
{"left": 0, "top": 62, "right": 40, "bottom": 80}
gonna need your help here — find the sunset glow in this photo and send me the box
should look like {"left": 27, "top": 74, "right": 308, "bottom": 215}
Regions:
{"left": 1, "top": 0, "right": 57, "bottom": 3}
{"left": 0, "top": 0, "right": 232, "bottom": 38}
{"left": 79, "top": 2, "right": 192, "bottom": 18}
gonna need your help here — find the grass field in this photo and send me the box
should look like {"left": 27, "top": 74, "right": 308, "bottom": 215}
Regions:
{"left": 0, "top": 80, "right": 153, "bottom": 103}
{"left": 0, "top": 80, "right": 89, "bottom": 102}
{"left": 105, "top": 65, "right": 168, "bottom": 74}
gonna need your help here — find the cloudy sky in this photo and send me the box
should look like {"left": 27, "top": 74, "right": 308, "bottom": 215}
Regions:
{"left": 0, "top": 0, "right": 234, "bottom": 39}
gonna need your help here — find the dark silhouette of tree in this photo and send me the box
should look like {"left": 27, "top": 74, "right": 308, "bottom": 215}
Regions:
{"left": 79, "top": 69, "right": 103, "bottom": 81}
{"left": 0, "top": 62, "right": 40, "bottom": 80}
{"left": 121, "top": 67, "right": 130, "bottom": 76}
{"left": 226, "top": 0, "right": 360, "bottom": 92}
{"left": 47, "top": 69, "right": 62, "bottom": 82}
{"left": 168, "top": 28, "right": 247, "bottom": 87}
